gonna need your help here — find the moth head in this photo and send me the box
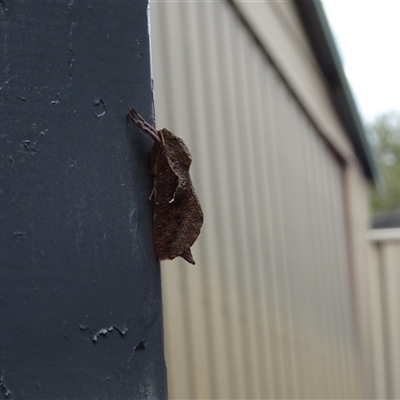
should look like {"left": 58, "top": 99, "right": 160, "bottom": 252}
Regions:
{"left": 158, "top": 128, "right": 175, "bottom": 146}
{"left": 160, "top": 128, "right": 174, "bottom": 138}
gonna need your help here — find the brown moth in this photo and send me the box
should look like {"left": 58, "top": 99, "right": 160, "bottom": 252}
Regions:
{"left": 127, "top": 107, "right": 203, "bottom": 265}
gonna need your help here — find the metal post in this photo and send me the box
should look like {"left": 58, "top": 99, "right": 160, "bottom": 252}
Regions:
{"left": 0, "top": 1, "right": 167, "bottom": 398}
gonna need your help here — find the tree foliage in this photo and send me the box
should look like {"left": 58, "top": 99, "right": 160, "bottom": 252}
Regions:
{"left": 370, "top": 111, "right": 400, "bottom": 215}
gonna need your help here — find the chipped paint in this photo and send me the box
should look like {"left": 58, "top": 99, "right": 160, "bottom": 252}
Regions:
{"left": 0, "top": 373, "right": 11, "bottom": 398}
{"left": 79, "top": 323, "right": 128, "bottom": 343}
{"left": 93, "top": 98, "right": 106, "bottom": 117}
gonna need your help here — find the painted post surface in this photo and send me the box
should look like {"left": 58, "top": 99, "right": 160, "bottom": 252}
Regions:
{"left": 0, "top": 1, "right": 167, "bottom": 398}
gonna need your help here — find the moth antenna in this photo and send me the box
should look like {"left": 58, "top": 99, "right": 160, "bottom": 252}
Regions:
{"left": 149, "top": 184, "right": 156, "bottom": 202}
{"left": 127, "top": 107, "right": 160, "bottom": 143}
{"left": 128, "top": 107, "right": 155, "bottom": 132}
{"left": 159, "top": 129, "right": 165, "bottom": 146}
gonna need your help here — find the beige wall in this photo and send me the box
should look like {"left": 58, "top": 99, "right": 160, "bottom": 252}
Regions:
{"left": 344, "top": 163, "right": 380, "bottom": 399}
{"left": 367, "top": 229, "right": 400, "bottom": 399}
{"left": 150, "top": 1, "right": 372, "bottom": 398}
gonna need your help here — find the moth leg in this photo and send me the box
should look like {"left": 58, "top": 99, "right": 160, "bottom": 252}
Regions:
{"left": 168, "top": 191, "right": 176, "bottom": 204}
{"left": 149, "top": 184, "right": 156, "bottom": 202}
{"left": 127, "top": 108, "right": 161, "bottom": 143}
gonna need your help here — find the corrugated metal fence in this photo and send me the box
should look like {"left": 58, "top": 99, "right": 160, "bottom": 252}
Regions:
{"left": 150, "top": 1, "right": 364, "bottom": 398}
{"left": 367, "top": 229, "right": 400, "bottom": 400}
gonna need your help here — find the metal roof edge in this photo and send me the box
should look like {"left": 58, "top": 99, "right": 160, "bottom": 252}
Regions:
{"left": 294, "top": 1, "right": 380, "bottom": 185}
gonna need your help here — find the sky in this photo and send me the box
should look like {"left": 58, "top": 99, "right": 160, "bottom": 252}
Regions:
{"left": 322, "top": 1, "right": 400, "bottom": 124}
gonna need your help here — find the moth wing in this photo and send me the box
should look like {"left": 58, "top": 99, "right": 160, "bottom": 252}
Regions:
{"left": 151, "top": 132, "right": 203, "bottom": 264}
{"left": 164, "top": 137, "right": 192, "bottom": 170}
{"left": 180, "top": 249, "right": 196, "bottom": 265}
{"left": 153, "top": 183, "right": 203, "bottom": 263}
{"left": 174, "top": 137, "right": 192, "bottom": 167}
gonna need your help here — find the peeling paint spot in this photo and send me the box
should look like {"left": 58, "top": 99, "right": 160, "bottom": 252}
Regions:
{"left": 69, "top": 21, "right": 77, "bottom": 38}
{"left": 13, "top": 231, "right": 26, "bottom": 239}
{"left": 134, "top": 340, "right": 147, "bottom": 351}
{"left": 0, "top": 373, "right": 11, "bottom": 398}
{"left": 79, "top": 323, "right": 128, "bottom": 344}
{"left": 20, "top": 140, "right": 36, "bottom": 155}
{"left": 93, "top": 327, "right": 114, "bottom": 342}
{"left": 0, "top": 76, "right": 16, "bottom": 91}
{"left": 126, "top": 339, "right": 148, "bottom": 364}
{"left": 135, "top": 52, "right": 144, "bottom": 61}
{"left": 94, "top": 98, "right": 106, "bottom": 117}
{"left": 68, "top": 50, "right": 74, "bottom": 78}
{"left": 16, "top": 95, "right": 26, "bottom": 101}
{"left": 49, "top": 94, "right": 61, "bottom": 105}
{"left": 68, "top": 22, "right": 77, "bottom": 85}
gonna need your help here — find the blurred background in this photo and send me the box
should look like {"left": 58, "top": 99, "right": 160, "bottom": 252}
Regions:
{"left": 150, "top": 1, "right": 400, "bottom": 398}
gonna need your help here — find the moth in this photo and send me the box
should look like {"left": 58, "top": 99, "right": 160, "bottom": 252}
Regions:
{"left": 127, "top": 107, "right": 204, "bottom": 265}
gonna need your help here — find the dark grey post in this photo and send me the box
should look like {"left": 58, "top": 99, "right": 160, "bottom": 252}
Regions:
{"left": 0, "top": 1, "right": 167, "bottom": 398}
